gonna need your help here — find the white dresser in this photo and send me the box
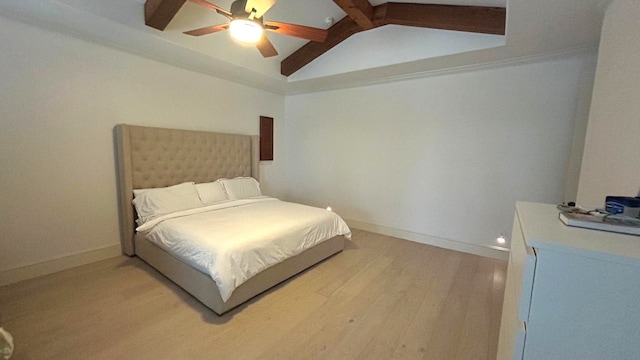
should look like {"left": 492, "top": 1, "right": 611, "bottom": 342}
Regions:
{"left": 497, "top": 202, "right": 640, "bottom": 360}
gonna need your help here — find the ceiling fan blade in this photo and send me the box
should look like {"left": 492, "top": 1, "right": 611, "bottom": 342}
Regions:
{"left": 246, "top": 0, "right": 276, "bottom": 18}
{"left": 188, "top": 0, "right": 232, "bottom": 18}
{"left": 256, "top": 34, "right": 278, "bottom": 57}
{"left": 265, "top": 21, "right": 328, "bottom": 42}
{"left": 184, "top": 23, "right": 229, "bottom": 36}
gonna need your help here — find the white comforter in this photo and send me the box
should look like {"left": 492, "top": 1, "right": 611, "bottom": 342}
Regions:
{"left": 136, "top": 197, "right": 351, "bottom": 302}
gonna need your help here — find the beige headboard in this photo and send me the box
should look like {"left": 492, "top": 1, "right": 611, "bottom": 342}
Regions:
{"left": 115, "top": 124, "right": 260, "bottom": 256}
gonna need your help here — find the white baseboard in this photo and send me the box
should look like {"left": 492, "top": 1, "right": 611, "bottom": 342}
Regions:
{"left": 0, "top": 223, "right": 508, "bottom": 286}
{"left": 0, "top": 244, "right": 122, "bottom": 287}
{"left": 344, "top": 219, "right": 509, "bottom": 261}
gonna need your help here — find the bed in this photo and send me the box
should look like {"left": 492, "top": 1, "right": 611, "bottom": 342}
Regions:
{"left": 115, "top": 124, "right": 349, "bottom": 315}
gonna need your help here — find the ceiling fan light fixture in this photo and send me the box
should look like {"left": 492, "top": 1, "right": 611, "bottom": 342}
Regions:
{"left": 229, "top": 19, "right": 263, "bottom": 43}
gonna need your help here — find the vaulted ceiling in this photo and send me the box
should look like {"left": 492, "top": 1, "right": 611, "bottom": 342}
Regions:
{"left": 0, "top": 0, "right": 610, "bottom": 94}
{"left": 144, "top": 0, "right": 506, "bottom": 77}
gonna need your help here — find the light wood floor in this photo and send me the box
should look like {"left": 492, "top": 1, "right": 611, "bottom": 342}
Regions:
{"left": 0, "top": 229, "right": 506, "bottom": 360}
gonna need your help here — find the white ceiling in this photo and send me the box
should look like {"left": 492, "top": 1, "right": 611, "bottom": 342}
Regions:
{"left": 0, "top": 0, "right": 610, "bottom": 94}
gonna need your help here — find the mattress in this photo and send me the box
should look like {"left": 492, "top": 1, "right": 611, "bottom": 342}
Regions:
{"left": 136, "top": 197, "right": 351, "bottom": 301}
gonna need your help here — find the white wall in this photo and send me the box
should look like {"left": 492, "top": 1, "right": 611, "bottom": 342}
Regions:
{"left": 577, "top": 0, "right": 640, "bottom": 208}
{"left": 284, "top": 55, "right": 596, "bottom": 251}
{"left": 0, "top": 16, "right": 285, "bottom": 274}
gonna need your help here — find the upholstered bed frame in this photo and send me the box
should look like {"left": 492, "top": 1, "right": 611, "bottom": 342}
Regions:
{"left": 115, "top": 124, "right": 344, "bottom": 314}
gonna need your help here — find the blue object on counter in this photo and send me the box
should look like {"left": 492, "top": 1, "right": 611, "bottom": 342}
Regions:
{"left": 605, "top": 196, "right": 640, "bottom": 217}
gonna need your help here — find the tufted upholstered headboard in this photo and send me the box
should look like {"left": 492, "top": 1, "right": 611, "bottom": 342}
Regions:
{"left": 115, "top": 124, "right": 260, "bottom": 256}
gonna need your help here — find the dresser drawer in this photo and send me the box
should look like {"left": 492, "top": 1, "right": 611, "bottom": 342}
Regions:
{"left": 513, "top": 321, "right": 526, "bottom": 360}
{"left": 496, "top": 279, "right": 527, "bottom": 360}
{"left": 497, "top": 215, "right": 535, "bottom": 360}
{"left": 510, "top": 213, "right": 536, "bottom": 323}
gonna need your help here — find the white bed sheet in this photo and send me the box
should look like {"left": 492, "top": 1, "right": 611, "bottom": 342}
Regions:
{"left": 137, "top": 197, "right": 351, "bottom": 302}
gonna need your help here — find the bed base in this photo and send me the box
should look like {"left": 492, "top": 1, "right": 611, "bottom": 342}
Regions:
{"left": 115, "top": 124, "right": 346, "bottom": 315}
{"left": 135, "top": 234, "right": 345, "bottom": 315}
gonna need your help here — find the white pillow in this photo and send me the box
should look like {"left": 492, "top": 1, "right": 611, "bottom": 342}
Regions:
{"left": 218, "top": 177, "right": 262, "bottom": 200}
{"left": 195, "top": 181, "right": 229, "bottom": 205}
{"left": 132, "top": 182, "right": 203, "bottom": 225}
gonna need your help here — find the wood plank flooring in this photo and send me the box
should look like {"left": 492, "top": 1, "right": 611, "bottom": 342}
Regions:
{"left": 0, "top": 229, "right": 507, "bottom": 360}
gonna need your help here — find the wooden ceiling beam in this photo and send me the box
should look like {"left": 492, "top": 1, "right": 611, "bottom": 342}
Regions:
{"left": 144, "top": 0, "right": 186, "bottom": 30}
{"left": 281, "top": 2, "right": 506, "bottom": 76}
{"left": 281, "top": 16, "right": 363, "bottom": 77}
{"left": 333, "top": 0, "right": 375, "bottom": 30}
{"left": 380, "top": 3, "right": 506, "bottom": 35}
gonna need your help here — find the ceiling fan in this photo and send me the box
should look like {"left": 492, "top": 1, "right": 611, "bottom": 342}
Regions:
{"left": 184, "top": 0, "right": 329, "bottom": 57}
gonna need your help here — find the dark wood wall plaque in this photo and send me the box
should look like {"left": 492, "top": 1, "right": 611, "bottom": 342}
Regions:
{"left": 260, "top": 116, "right": 274, "bottom": 161}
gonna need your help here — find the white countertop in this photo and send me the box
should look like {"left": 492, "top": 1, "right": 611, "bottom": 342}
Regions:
{"left": 516, "top": 202, "right": 640, "bottom": 266}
